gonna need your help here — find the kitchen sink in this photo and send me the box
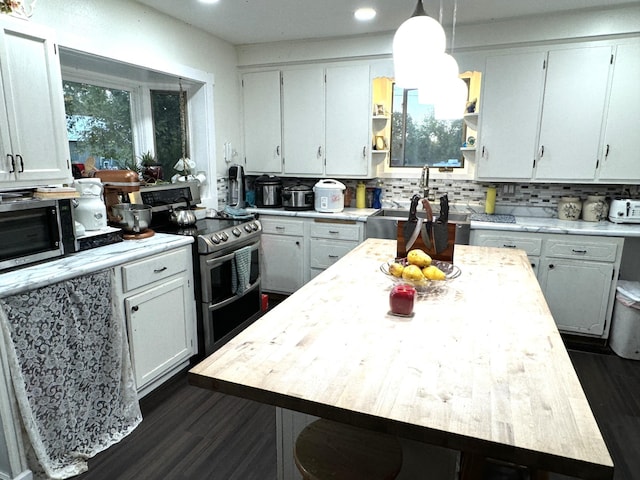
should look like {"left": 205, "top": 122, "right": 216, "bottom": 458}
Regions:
{"left": 371, "top": 208, "right": 470, "bottom": 223}
{"left": 366, "top": 208, "right": 471, "bottom": 244}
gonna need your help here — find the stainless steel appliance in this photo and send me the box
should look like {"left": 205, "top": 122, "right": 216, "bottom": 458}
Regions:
{"left": 141, "top": 183, "right": 263, "bottom": 356}
{"left": 228, "top": 164, "right": 246, "bottom": 208}
{"left": 282, "top": 184, "right": 314, "bottom": 211}
{"left": 0, "top": 195, "right": 76, "bottom": 272}
{"left": 254, "top": 175, "right": 282, "bottom": 208}
{"left": 608, "top": 198, "right": 640, "bottom": 224}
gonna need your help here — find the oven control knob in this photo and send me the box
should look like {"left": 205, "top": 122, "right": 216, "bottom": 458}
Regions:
{"left": 252, "top": 222, "right": 260, "bottom": 231}
{"left": 219, "top": 232, "right": 229, "bottom": 242}
{"left": 244, "top": 224, "right": 253, "bottom": 233}
{"left": 210, "top": 235, "right": 220, "bottom": 244}
{"left": 232, "top": 227, "right": 242, "bottom": 237}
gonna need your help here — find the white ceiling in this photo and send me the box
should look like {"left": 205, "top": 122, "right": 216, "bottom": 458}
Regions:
{"left": 134, "top": 0, "right": 636, "bottom": 46}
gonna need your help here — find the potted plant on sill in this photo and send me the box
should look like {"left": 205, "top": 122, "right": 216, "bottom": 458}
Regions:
{"left": 139, "top": 151, "right": 164, "bottom": 183}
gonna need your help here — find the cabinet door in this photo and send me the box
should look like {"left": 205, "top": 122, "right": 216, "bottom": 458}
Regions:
{"left": 125, "top": 276, "right": 194, "bottom": 389}
{"left": 261, "top": 233, "right": 304, "bottom": 294}
{"left": 534, "top": 46, "right": 612, "bottom": 181}
{"left": 476, "top": 52, "right": 546, "bottom": 180}
{"left": 282, "top": 68, "right": 325, "bottom": 175}
{"left": 597, "top": 42, "right": 640, "bottom": 182}
{"left": 242, "top": 71, "right": 282, "bottom": 174}
{"left": 0, "top": 21, "right": 71, "bottom": 186}
{"left": 538, "top": 258, "right": 613, "bottom": 336}
{"left": 325, "top": 65, "right": 371, "bottom": 176}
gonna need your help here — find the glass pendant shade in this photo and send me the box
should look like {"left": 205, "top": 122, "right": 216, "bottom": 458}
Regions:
{"left": 393, "top": 14, "right": 446, "bottom": 89}
{"left": 434, "top": 77, "right": 469, "bottom": 120}
{"left": 417, "top": 54, "right": 460, "bottom": 104}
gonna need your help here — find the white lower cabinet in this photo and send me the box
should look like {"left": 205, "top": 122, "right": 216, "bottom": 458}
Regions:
{"left": 115, "top": 245, "right": 197, "bottom": 397}
{"left": 260, "top": 215, "right": 364, "bottom": 294}
{"left": 308, "top": 221, "right": 363, "bottom": 280}
{"left": 261, "top": 217, "right": 305, "bottom": 294}
{"left": 471, "top": 230, "right": 623, "bottom": 338}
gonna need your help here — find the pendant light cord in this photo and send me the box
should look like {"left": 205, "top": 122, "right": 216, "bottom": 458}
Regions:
{"left": 451, "top": 0, "right": 458, "bottom": 54}
{"left": 179, "top": 78, "right": 188, "bottom": 177}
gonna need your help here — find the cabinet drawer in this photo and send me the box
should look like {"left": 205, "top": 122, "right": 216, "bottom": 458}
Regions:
{"left": 122, "top": 248, "right": 189, "bottom": 292}
{"left": 309, "top": 221, "right": 361, "bottom": 241}
{"left": 544, "top": 239, "right": 619, "bottom": 262}
{"left": 310, "top": 240, "right": 357, "bottom": 269}
{"left": 472, "top": 232, "right": 542, "bottom": 256}
{"left": 261, "top": 217, "right": 305, "bottom": 236}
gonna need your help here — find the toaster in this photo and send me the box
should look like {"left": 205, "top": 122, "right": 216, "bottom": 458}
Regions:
{"left": 608, "top": 198, "right": 640, "bottom": 223}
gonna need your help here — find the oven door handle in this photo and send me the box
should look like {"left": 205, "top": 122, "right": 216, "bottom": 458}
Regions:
{"left": 207, "top": 276, "right": 261, "bottom": 311}
{"left": 204, "top": 242, "right": 260, "bottom": 268}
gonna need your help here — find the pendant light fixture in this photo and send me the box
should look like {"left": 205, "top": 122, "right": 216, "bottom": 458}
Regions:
{"left": 392, "top": 0, "right": 446, "bottom": 89}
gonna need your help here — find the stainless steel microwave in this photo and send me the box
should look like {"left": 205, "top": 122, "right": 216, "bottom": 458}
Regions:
{"left": 0, "top": 198, "right": 76, "bottom": 272}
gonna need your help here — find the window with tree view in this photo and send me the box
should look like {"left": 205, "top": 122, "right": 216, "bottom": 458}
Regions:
{"left": 64, "top": 81, "right": 134, "bottom": 171}
{"left": 390, "top": 84, "right": 465, "bottom": 169}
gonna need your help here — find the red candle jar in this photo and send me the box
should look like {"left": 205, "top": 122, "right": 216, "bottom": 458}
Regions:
{"left": 389, "top": 284, "right": 416, "bottom": 316}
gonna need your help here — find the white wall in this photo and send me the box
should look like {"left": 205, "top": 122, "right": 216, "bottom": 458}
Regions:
{"left": 29, "top": 0, "right": 242, "bottom": 200}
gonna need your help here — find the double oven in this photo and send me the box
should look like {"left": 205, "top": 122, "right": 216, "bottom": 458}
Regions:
{"left": 140, "top": 183, "right": 263, "bottom": 357}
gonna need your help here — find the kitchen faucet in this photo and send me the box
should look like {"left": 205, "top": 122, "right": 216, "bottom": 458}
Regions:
{"left": 419, "top": 165, "right": 433, "bottom": 201}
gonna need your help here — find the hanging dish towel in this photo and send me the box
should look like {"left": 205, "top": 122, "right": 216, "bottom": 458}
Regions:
{"left": 0, "top": 269, "right": 141, "bottom": 479}
{"left": 231, "top": 246, "right": 252, "bottom": 295}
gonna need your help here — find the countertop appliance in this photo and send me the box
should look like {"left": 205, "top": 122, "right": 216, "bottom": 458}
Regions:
{"left": 228, "top": 164, "right": 246, "bottom": 209}
{"left": 141, "top": 183, "right": 262, "bottom": 357}
{"left": 74, "top": 178, "right": 107, "bottom": 231}
{"left": 313, "top": 179, "right": 345, "bottom": 213}
{"left": 254, "top": 175, "right": 282, "bottom": 208}
{"left": 0, "top": 196, "right": 76, "bottom": 272}
{"left": 282, "top": 184, "right": 314, "bottom": 211}
{"left": 608, "top": 198, "right": 640, "bottom": 224}
{"left": 94, "top": 169, "right": 141, "bottom": 224}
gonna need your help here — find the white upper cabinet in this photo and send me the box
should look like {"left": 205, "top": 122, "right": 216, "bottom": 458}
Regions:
{"left": 282, "top": 67, "right": 325, "bottom": 175}
{"left": 596, "top": 41, "right": 640, "bottom": 182}
{"left": 533, "top": 46, "right": 612, "bottom": 181}
{"left": 325, "top": 64, "right": 371, "bottom": 176}
{"left": 242, "top": 70, "right": 282, "bottom": 174}
{"left": 241, "top": 63, "right": 374, "bottom": 178}
{"left": 477, "top": 52, "right": 546, "bottom": 181}
{"left": 0, "top": 19, "right": 71, "bottom": 187}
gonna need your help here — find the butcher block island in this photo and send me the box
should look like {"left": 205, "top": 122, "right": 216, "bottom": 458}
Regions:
{"left": 189, "top": 239, "right": 613, "bottom": 479}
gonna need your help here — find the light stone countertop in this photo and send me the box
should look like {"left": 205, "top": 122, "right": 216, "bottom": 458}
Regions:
{"left": 248, "top": 205, "right": 640, "bottom": 237}
{"left": 471, "top": 216, "right": 640, "bottom": 237}
{"left": 0, "top": 233, "right": 194, "bottom": 299}
{"left": 246, "top": 207, "right": 377, "bottom": 222}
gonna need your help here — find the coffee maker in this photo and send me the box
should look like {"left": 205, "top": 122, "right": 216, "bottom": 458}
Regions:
{"left": 94, "top": 170, "right": 141, "bottom": 224}
{"left": 228, "top": 164, "right": 246, "bottom": 208}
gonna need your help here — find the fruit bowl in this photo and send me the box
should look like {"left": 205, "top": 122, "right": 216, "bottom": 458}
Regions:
{"left": 380, "top": 258, "right": 461, "bottom": 295}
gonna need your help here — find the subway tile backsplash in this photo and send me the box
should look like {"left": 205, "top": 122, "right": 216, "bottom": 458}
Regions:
{"left": 217, "top": 176, "right": 635, "bottom": 212}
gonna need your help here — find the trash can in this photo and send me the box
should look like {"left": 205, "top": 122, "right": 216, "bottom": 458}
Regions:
{"left": 609, "top": 280, "right": 640, "bottom": 360}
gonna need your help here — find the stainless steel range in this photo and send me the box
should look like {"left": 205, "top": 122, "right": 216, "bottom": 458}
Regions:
{"left": 139, "top": 183, "right": 262, "bottom": 357}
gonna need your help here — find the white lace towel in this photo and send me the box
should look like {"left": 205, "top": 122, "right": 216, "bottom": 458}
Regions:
{"left": 0, "top": 269, "right": 142, "bottom": 479}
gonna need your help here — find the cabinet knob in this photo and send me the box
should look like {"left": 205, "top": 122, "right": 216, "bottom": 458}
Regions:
{"left": 549, "top": 264, "right": 555, "bottom": 270}
{"left": 131, "top": 305, "right": 139, "bottom": 312}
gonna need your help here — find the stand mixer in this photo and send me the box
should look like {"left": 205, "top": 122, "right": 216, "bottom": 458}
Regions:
{"left": 94, "top": 170, "right": 154, "bottom": 239}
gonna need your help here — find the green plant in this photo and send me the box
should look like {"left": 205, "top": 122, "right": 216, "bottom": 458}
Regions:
{"left": 138, "top": 151, "right": 157, "bottom": 166}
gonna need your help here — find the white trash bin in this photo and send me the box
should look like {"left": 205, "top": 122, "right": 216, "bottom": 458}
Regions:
{"left": 609, "top": 280, "right": 640, "bottom": 360}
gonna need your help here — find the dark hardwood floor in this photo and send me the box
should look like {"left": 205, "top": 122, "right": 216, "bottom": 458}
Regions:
{"left": 75, "top": 370, "right": 276, "bottom": 480}
{"left": 75, "top": 349, "right": 639, "bottom": 480}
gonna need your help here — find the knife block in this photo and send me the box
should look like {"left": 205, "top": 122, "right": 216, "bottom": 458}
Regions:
{"left": 396, "top": 222, "right": 456, "bottom": 262}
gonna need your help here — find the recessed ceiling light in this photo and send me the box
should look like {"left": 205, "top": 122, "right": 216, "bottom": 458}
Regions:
{"left": 355, "top": 7, "right": 377, "bottom": 21}
{"left": 199, "top": 0, "right": 220, "bottom": 4}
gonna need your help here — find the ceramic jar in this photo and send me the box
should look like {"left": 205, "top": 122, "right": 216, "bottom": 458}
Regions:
{"left": 557, "top": 196, "right": 582, "bottom": 221}
{"left": 582, "top": 195, "right": 608, "bottom": 222}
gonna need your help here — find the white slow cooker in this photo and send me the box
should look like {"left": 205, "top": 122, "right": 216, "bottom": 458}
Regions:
{"left": 313, "top": 179, "right": 346, "bottom": 213}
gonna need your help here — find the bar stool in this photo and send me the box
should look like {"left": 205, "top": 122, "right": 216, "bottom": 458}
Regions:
{"left": 294, "top": 418, "right": 403, "bottom": 480}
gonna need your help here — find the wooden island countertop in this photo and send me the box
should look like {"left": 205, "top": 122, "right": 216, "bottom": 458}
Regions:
{"left": 189, "top": 239, "right": 613, "bottom": 479}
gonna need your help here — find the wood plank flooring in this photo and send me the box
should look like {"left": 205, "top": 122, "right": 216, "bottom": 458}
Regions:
{"left": 75, "top": 349, "right": 639, "bottom": 480}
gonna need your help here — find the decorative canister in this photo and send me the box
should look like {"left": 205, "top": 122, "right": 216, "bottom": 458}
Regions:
{"left": 557, "top": 196, "right": 582, "bottom": 221}
{"left": 582, "top": 195, "right": 608, "bottom": 222}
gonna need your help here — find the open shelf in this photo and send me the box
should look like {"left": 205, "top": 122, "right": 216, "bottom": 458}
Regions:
{"left": 463, "top": 112, "right": 479, "bottom": 130}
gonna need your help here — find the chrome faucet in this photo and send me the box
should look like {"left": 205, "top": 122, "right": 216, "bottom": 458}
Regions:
{"left": 419, "top": 165, "right": 431, "bottom": 200}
